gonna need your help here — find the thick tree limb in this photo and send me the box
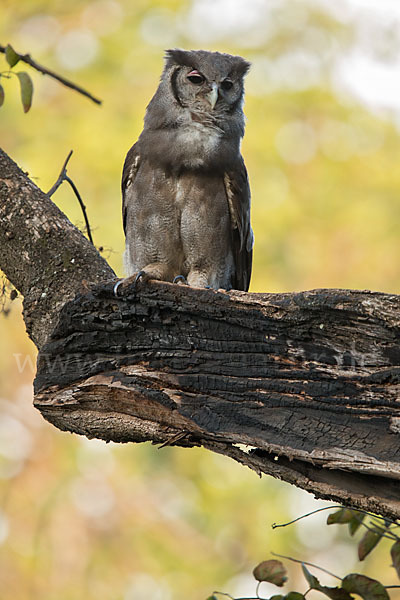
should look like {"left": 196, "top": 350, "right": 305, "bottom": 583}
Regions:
{"left": 0, "top": 149, "right": 114, "bottom": 347}
{"left": 1, "top": 149, "right": 399, "bottom": 519}
{"left": 33, "top": 282, "right": 400, "bottom": 519}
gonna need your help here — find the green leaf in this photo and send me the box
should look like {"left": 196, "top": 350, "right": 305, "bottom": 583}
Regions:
{"left": 358, "top": 529, "right": 384, "bottom": 560}
{"left": 205, "top": 596, "right": 218, "bottom": 600}
{"left": 253, "top": 560, "right": 287, "bottom": 586}
{"left": 284, "top": 592, "right": 305, "bottom": 600}
{"left": 5, "top": 43, "right": 20, "bottom": 67}
{"left": 391, "top": 540, "right": 400, "bottom": 578}
{"left": 327, "top": 508, "right": 355, "bottom": 525}
{"left": 270, "top": 595, "right": 285, "bottom": 600}
{"left": 342, "top": 574, "right": 389, "bottom": 600}
{"left": 301, "top": 564, "right": 352, "bottom": 600}
{"left": 348, "top": 512, "right": 365, "bottom": 536}
{"left": 0, "top": 83, "right": 4, "bottom": 107}
{"left": 302, "top": 564, "right": 320, "bottom": 589}
{"left": 317, "top": 586, "right": 353, "bottom": 600}
{"left": 16, "top": 72, "right": 33, "bottom": 113}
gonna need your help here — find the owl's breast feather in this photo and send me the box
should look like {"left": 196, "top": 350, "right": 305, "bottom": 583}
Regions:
{"left": 175, "top": 122, "right": 223, "bottom": 168}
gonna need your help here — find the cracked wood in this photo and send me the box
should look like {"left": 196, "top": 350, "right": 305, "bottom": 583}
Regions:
{"left": 34, "top": 281, "right": 400, "bottom": 520}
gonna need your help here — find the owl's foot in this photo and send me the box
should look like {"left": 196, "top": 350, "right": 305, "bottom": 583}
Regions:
{"left": 173, "top": 275, "right": 188, "bottom": 285}
{"left": 113, "top": 270, "right": 147, "bottom": 296}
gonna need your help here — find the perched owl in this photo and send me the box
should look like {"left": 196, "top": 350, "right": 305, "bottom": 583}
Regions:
{"left": 119, "top": 49, "right": 253, "bottom": 293}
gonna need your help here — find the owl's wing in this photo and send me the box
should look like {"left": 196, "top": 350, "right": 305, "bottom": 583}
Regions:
{"left": 121, "top": 143, "right": 141, "bottom": 235}
{"left": 224, "top": 158, "right": 254, "bottom": 292}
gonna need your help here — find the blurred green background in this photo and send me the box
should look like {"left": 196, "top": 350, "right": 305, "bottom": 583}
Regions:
{"left": 1, "top": 0, "right": 399, "bottom": 598}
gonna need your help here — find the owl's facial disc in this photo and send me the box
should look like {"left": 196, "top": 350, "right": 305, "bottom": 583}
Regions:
{"left": 184, "top": 66, "right": 237, "bottom": 111}
{"left": 186, "top": 68, "right": 218, "bottom": 110}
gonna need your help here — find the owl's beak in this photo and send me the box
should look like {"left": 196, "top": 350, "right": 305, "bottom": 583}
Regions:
{"left": 207, "top": 83, "right": 219, "bottom": 109}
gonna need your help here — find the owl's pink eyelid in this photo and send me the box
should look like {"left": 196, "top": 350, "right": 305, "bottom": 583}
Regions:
{"left": 188, "top": 70, "right": 201, "bottom": 76}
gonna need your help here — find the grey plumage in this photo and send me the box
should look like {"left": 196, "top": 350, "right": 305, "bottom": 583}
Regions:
{"left": 122, "top": 48, "right": 253, "bottom": 291}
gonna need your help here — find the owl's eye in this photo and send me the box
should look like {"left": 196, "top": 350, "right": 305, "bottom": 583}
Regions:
{"left": 221, "top": 79, "right": 233, "bottom": 91}
{"left": 187, "top": 70, "right": 205, "bottom": 85}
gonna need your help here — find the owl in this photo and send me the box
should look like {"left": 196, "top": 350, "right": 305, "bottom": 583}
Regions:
{"left": 117, "top": 49, "right": 253, "bottom": 294}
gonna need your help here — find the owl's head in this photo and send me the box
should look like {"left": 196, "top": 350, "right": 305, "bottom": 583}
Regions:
{"left": 141, "top": 49, "right": 250, "bottom": 168}
{"left": 163, "top": 48, "right": 250, "bottom": 116}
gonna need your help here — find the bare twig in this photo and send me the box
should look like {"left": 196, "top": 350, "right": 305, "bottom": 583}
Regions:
{"left": 47, "top": 150, "right": 94, "bottom": 245}
{"left": 47, "top": 150, "right": 74, "bottom": 197}
{"left": 158, "top": 431, "right": 189, "bottom": 448}
{"left": 271, "top": 552, "right": 342, "bottom": 581}
{"left": 0, "top": 44, "right": 102, "bottom": 105}
{"left": 385, "top": 586, "right": 400, "bottom": 589}
{"left": 272, "top": 506, "right": 398, "bottom": 529}
{"left": 213, "top": 593, "right": 260, "bottom": 600}
{"left": 64, "top": 175, "right": 94, "bottom": 245}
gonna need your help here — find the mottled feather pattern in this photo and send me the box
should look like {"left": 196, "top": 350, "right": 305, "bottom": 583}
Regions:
{"left": 122, "top": 144, "right": 140, "bottom": 235}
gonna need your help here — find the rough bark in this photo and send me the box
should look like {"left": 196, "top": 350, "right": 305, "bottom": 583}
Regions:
{"left": 33, "top": 281, "right": 400, "bottom": 520}
{"left": 1, "top": 149, "right": 400, "bottom": 520}
{"left": 0, "top": 149, "right": 114, "bottom": 347}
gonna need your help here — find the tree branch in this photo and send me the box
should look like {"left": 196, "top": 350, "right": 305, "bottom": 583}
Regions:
{"left": 1, "top": 148, "right": 400, "bottom": 520}
{"left": 33, "top": 280, "right": 400, "bottom": 519}
{"left": 0, "top": 149, "right": 114, "bottom": 347}
{"left": 0, "top": 44, "right": 102, "bottom": 105}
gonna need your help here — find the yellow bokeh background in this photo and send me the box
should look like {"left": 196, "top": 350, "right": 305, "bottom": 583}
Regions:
{"left": 1, "top": 1, "right": 399, "bottom": 599}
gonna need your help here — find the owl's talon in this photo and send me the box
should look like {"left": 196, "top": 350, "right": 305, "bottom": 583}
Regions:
{"left": 113, "top": 279, "right": 124, "bottom": 296}
{"left": 133, "top": 270, "right": 146, "bottom": 288}
{"left": 173, "top": 275, "right": 188, "bottom": 285}
{"left": 113, "top": 271, "right": 147, "bottom": 297}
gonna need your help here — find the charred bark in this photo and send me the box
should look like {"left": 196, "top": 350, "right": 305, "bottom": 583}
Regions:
{"left": 1, "top": 149, "right": 400, "bottom": 519}
{"left": 34, "top": 282, "right": 400, "bottom": 519}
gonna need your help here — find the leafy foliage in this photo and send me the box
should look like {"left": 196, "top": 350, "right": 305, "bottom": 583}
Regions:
{"left": 210, "top": 552, "right": 399, "bottom": 600}
{"left": 326, "top": 508, "right": 400, "bottom": 571}
{"left": 253, "top": 560, "right": 287, "bottom": 586}
{"left": 209, "top": 507, "right": 400, "bottom": 599}
{"left": 301, "top": 564, "right": 320, "bottom": 589}
{"left": 349, "top": 512, "right": 366, "bottom": 536}
{"left": 5, "top": 43, "right": 20, "bottom": 67}
{"left": 358, "top": 529, "right": 385, "bottom": 561}
{"left": 342, "top": 574, "right": 389, "bottom": 600}
{"left": 1, "top": 43, "right": 33, "bottom": 112}
{"left": 302, "top": 564, "right": 352, "bottom": 600}
{"left": 391, "top": 541, "right": 400, "bottom": 579}
{"left": 327, "top": 508, "right": 356, "bottom": 525}
{"left": 16, "top": 71, "right": 33, "bottom": 112}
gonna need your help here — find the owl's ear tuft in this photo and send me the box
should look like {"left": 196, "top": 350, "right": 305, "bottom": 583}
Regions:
{"left": 231, "top": 57, "right": 251, "bottom": 77}
{"left": 165, "top": 49, "right": 194, "bottom": 69}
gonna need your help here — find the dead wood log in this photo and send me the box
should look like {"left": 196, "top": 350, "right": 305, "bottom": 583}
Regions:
{"left": 34, "top": 281, "right": 400, "bottom": 520}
